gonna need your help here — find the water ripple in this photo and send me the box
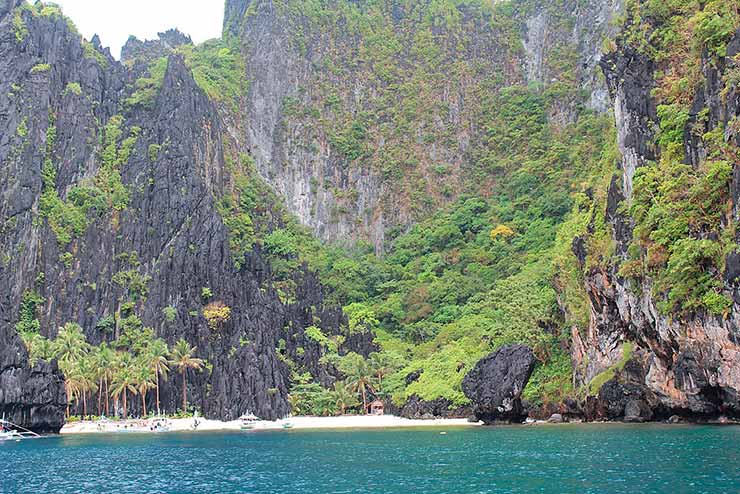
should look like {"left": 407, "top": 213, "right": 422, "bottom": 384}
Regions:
{"left": 1, "top": 424, "right": 739, "bottom": 493}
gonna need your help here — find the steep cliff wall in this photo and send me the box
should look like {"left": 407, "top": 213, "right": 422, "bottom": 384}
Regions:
{"left": 224, "top": 0, "right": 621, "bottom": 250}
{"left": 572, "top": 1, "right": 740, "bottom": 421}
{"left": 0, "top": 1, "right": 371, "bottom": 430}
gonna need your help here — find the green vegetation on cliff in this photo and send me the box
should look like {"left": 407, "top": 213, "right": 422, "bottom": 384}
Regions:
{"left": 610, "top": 0, "right": 739, "bottom": 316}
{"left": 213, "top": 97, "right": 616, "bottom": 409}
{"left": 16, "top": 0, "right": 740, "bottom": 420}
{"left": 38, "top": 114, "right": 137, "bottom": 247}
{"left": 213, "top": 0, "right": 621, "bottom": 411}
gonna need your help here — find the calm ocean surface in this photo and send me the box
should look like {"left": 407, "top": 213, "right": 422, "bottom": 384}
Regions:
{"left": 2, "top": 424, "right": 739, "bottom": 493}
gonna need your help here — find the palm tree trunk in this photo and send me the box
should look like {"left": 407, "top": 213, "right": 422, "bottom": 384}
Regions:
{"left": 156, "top": 369, "right": 161, "bottom": 416}
{"left": 142, "top": 390, "right": 148, "bottom": 417}
{"left": 361, "top": 386, "right": 367, "bottom": 414}
{"left": 105, "top": 378, "right": 110, "bottom": 416}
{"left": 98, "top": 378, "right": 103, "bottom": 416}
{"left": 122, "top": 391, "right": 128, "bottom": 419}
{"left": 82, "top": 391, "right": 87, "bottom": 419}
{"left": 181, "top": 370, "right": 187, "bottom": 413}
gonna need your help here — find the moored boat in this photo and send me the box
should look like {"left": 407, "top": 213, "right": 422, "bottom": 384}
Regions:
{"left": 150, "top": 418, "right": 171, "bottom": 433}
{"left": 0, "top": 417, "right": 41, "bottom": 441}
{"left": 239, "top": 413, "right": 260, "bottom": 430}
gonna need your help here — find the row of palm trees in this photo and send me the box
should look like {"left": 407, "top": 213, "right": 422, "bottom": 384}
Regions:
{"left": 23, "top": 323, "right": 205, "bottom": 419}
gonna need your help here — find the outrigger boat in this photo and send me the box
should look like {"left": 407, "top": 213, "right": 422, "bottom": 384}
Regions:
{"left": 239, "top": 413, "right": 260, "bottom": 431}
{"left": 279, "top": 416, "right": 294, "bottom": 429}
{"left": 150, "top": 417, "right": 171, "bottom": 433}
{"left": 0, "top": 416, "right": 41, "bottom": 441}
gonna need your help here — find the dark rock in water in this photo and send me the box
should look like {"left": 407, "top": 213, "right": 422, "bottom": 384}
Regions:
{"left": 585, "top": 372, "right": 660, "bottom": 423}
{"left": 461, "top": 345, "right": 536, "bottom": 424}
{"left": 548, "top": 413, "right": 564, "bottom": 423}
{"left": 398, "top": 395, "right": 471, "bottom": 419}
{"left": 0, "top": 321, "right": 66, "bottom": 433}
{"left": 594, "top": 380, "right": 648, "bottom": 420}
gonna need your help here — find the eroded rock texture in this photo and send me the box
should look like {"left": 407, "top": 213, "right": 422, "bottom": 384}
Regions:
{"left": 462, "top": 345, "right": 536, "bottom": 424}
{"left": 0, "top": 1, "right": 372, "bottom": 430}
{"left": 223, "top": 0, "right": 620, "bottom": 251}
{"left": 0, "top": 305, "right": 65, "bottom": 433}
{"left": 572, "top": 25, "right": 740, "bottom": 422}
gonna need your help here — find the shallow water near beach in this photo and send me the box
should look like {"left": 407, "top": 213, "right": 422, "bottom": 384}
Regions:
{"left": 2, "top": 424, "right": 739, "bottom": 493}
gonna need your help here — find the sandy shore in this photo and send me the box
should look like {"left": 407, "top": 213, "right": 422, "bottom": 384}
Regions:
{"left": 60, "top": 415, "right": 479, "bottom": 435}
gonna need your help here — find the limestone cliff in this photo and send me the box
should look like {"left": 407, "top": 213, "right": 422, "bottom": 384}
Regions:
{"left": 224, "top": 0, "right": 621, "bottom": 251}
{"left": 572, "top": 8, "right": 740, "bottom": 420}
{"left": 0, "top": 1, "right": 371, "bottom": 431}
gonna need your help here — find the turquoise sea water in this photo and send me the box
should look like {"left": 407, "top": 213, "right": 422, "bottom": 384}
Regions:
{"left": 2, "top": 424, "right": 739, "bottom": 493}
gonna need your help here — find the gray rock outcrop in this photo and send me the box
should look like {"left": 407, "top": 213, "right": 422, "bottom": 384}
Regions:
{"left": 461, "top": 345, "right": 536, "bottom": 424}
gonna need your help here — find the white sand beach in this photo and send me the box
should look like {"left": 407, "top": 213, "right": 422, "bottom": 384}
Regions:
{"left": 60, "top": 415, "right": 479, "bottom": 435}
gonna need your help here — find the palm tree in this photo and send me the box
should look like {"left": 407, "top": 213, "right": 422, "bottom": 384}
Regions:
{"left": 35, "top": 336, "right": 56, "bottom": 361}
{"left": 169, "top": 339, "right": 204, "bottom": 414}
{"left": 94, "top": 344, "right": 115, "bottom": 416}
{"left": 111, "top": 353, "right": 138, "bottom": 419}
{"left": 52, "top": 323, "right": 91, "bottom": 418}
{"left": 287, "top": 393, "right": 301, "bottom": 415}
{"left": 339, "top": 353, "right": 377, "bottom": 413}
{"left": 23, "top": 333, "right": 54, "bottom": 367}
{"left": 135, "top": 362, "right": 156, "bottom": 417}
{"left": 332, "top": 382, "right": 358, "bottom": 415}
{"left": 59, "top": 361, "right": 82, "bottom": 419}
{"left": 76, "top": 357, "right": 98, "bottom": 419}
{"left": 369, "top": 352, "right": 395, "bottom": 390}
{"left": 53, "top": 322, "right": 90, "bottom": 365}
{"left": 145, "top": 339, "right": 170, "bottom": 416}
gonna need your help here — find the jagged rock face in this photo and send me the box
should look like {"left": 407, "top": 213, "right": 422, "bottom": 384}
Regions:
{"left": 224, "top": 0, "right": 620, "bottom": 250}
{"left": 573, "top": 28, "right": 740, "bottom": 421}
{"left": 120, "top": 29, "right": 192, "bottom": 63}
{"left": 461, "top": 345, "right": 536, "bottom": 424}
{"left": 0, "top": 297, "right": 66, "bottom": 433}
{"left": 522, "top": 0, "right": 622, "bottom": 114}
{"left": 575, "top": 261, "right": 740, "bottom": 419}
{"left": 0, "top": 1, "right": 371, "bottom": 429}
{"left": 600, "top": 45, "right": 657, "bottom": 202}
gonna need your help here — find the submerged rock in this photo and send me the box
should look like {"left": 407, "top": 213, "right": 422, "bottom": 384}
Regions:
{"left": 461, "top": 345, "right": 536, "bottom": 424}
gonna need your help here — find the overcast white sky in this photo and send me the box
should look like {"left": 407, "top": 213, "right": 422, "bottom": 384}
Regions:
{"left": 53, "top": 0, "right": 225, "bottom": 59}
